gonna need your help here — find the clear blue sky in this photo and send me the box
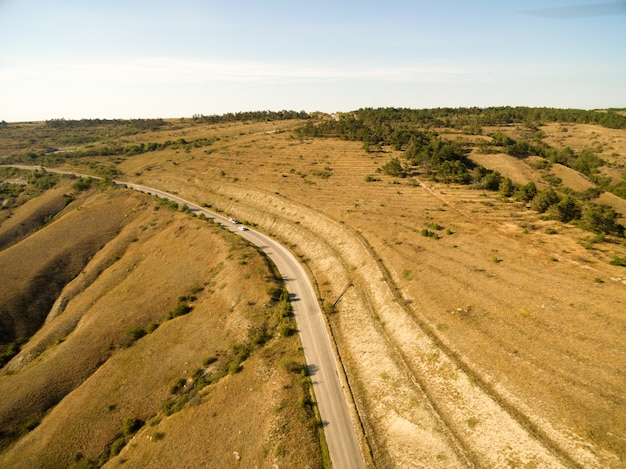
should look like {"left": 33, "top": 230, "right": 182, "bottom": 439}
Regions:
{"left": 1, "top": 0, "right": 625, "bottom": 121}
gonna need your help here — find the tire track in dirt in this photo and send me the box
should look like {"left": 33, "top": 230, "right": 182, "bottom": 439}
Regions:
{"left": 353, "top": 230, "right": 585, "bottom": 468}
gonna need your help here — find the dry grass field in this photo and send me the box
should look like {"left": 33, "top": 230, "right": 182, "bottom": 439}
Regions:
{"left": 2, "top": 111, "right": 626, "bottom": 468}
{"left": 0, "top": 175, "right": 323, "bottom": 468}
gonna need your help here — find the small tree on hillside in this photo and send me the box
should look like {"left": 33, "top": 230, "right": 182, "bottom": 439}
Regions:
{"left": 382, "top": 157, "right": 406, "bottom": 177}
{"left": 531, "top": 188, "right": 560, "bottom": 213}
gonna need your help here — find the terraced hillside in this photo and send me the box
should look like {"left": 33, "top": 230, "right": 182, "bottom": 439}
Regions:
{"left": 2, "top": 109, "right": 626, "bottom": 467}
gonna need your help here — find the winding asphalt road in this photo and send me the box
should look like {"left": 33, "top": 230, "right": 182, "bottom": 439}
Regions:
{"left": 5, "top": 166, "right": 365, "bottom": 468}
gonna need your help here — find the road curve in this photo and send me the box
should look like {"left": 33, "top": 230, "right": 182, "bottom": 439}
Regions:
{"left": 5, "top": 166, "right": 365, "bottom": 468}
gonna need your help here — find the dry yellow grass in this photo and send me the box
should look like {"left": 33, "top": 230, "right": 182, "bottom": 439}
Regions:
{"left": 2, "top": 117, "right": 626, "bottom": 468}
{"left": 0, "top": 183, "right": 322, "bottom": 468}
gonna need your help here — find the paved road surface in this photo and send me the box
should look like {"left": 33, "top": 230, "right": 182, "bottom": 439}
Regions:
{"left": 5, "top": 166, "right": 365, "bottom": 468}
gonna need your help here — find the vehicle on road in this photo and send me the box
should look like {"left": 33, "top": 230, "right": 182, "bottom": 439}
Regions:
{"left": 238, "top": 226, "right": 248, "bottom": 231}
{"left": 229, "top": 217, "right": 240, "bottom": 224}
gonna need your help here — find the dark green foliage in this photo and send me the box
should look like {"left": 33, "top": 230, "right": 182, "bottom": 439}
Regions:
{"left": 579, "top": 204, "right": 624, "bottom": 236}
{"left": 531, "top": 188, "right": 560, "bottom": 213}
{"left": 279, "top": 325, "right": 297, "bottom": 337}
{"left": 421, "top": 229, "right": 439, "bottom": 239}
{"left": 381, "top": 157, "right": 406, "bottom": 177}
{"left": 572, "top": 149, "right": 605, "bottom": 176}
{"left": 168, "top": 303, "right": 193, "bottom": 319}
{"left": 124, "top": 326, "right": 146, "bottom": 343}
{"left": 515, "top": 181, "right": 538, "bottom": 202}
{"left": 248, "top": 323, "right": 271, "bottom": 346}
{"left": 0, "top": 341, "right": 21, "bottom": 367}
{"left": 574, "top": 186, "right": 604, "bottom": 201}
{"left": 72, "top": 177, "right": 95, "bottom": 191}
{"left": 472, "top": 167, "right": 502, "bottom": 191}
{"left": 203, "top": 356, "right": 218, "bottom": 366}
{"left": 120, "top": 326, "right": 147, "bottom": 348}
{"left": 541, "top": 173, "right": 562, "bottom": 187}
{"left": 499, "top": 177, "right": 515, "bottom": 197}
{"left": 194, "top": 110, "right": 310, "bottom": 124}
{"left": 21, "top": 418, "right": 40, "bottom": 433}
{"left": 609, "top": 255, "right": 626, "bottom": 266}
{"left": 109, "top": 437, "right": 126, "bottom": 457}
{"left": 281, "top": 358, "right": 306, "bottom": 374}
{"left": 28, "top": 169, "right": 58, "bottom": 190}
{"left": 549, "top": 196, "right": 582, "bottom": 223}
{"left": 170, "top": 378, "right": 187, "bottom": 394}
{"left": 122, "top": 417, "right": 144, "bottom": 436}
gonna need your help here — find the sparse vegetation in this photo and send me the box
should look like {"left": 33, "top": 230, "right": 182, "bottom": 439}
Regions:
{"left": 2, "top": 109, "right": 626, "bottom": 469}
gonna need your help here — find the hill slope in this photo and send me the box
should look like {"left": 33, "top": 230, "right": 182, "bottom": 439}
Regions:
{"left": 0, "top": 178, "right": 322, "bottom": 468}
{"left": 2, "top": 109, "right": 626, "bottom": 468}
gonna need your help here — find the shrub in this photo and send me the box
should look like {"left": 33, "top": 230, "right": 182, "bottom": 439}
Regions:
{"left": 281, "top": 358, "right": 305, "bottom": 374}
{"left": 203, "top": 356, "right": 218, "bottom": 367}
{"left": 609, "top": 255, "right": 626, "bottom": 266}
{"left": 110, "top": 437, "right": 126, "bottom": 457}
{"left": 21, "top": 418, "right": 40, "bottom": 433}
{"left": 170, "top": 378, "right": 187, "bottom": 394}
{"left": 279, "top": 325, "right": 297, "bottom": 337}
{"left": 168, "top": 303, "right": 193, "bottom": 319}
{"left": 549, "top": 196, "right": 581, "bottom": 223}
{"left": 72, "top": 177, "right": 94, "bottom": 191}
{"left": 420, "top": 229, "right": 439, "bottom": 239}
{"left": 126, "top": 326, "right": 146, "bottom": 340}
{"left": 531, "top": 188, "right": 560, "bottom": 213}
{"left": 515, "top": 181, "right": 538, "bottom": 202}
{"left": 122, "top": 418, "right": 144, "bottom": 436}
{"left": 580, "top": 204, "right": 624, "bottom": 236}
{"left": 382, "top": 157, "right": 406, "bottom": 177}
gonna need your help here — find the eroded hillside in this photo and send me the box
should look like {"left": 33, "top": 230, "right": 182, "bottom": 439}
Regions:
{"left": 0, "top": 172, "right": 322, "bottom": 468}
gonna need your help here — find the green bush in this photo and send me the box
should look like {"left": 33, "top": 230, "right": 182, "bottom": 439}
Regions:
{"left": 609, "top": 255, "right": 626, "bottom": 266}
{"left": 279, "top": 325, "right": 297, "bottom": 337}
{"left": 549, "top": 196, "right": 581, "bottom": 223}
{"left": 579, "top": 204, "right": 624, "bottom": 236}
{"left": 515, "top": 181, "right": 538, "bottom": 202}
{"left": 124, "top": 326, "right": 146, "bottom": 342}
{"left": 109, "top": 437, "right": 126, "bottom": 457}
{"left": 421, "top": 229, "right": 439, "bottom": 239}
{"left": 168, "top": 303, "right": 193, "bottom": 319}
{"left": 531, "top": 188, "right": 560, "bottom": 213}
{"left": 122, "top": 417, "right": 144, "bottom": 436}
{"left": 170, "top": 378, "right": 187, "bottom": 394}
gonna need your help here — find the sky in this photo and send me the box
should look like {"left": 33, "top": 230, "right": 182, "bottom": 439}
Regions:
{"left": 0, "top": 0, "right": 625, "bottom": 121}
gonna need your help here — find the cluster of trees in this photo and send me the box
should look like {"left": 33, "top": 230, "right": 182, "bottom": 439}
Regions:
{"left": 484, "top": 132, "right": 626, "bottom": 199}
{"left": 192, "top": 110, "right": 310, "bottom": 124}
{"left": 68, "top": 136, "right": 216, "bottom": 158}
{"left": 46, "top": 118, "right": 166, "bottom": 131}
{"left": 3, "top": 136, "right": 217, "bottom": 165}
{"left": 472, "top": 172, "right": 623, "bottom": 236}
{"left": 297, "top": 108, "right": 625, "bottom": 238}
{"left": 297, "top": 107, "right": 626, "bottom": 142}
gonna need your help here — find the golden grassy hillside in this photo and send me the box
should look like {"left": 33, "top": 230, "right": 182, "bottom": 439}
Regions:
{"left": 0, "top": 176, "right": 322, "bottom": 468}
{"left": 2, "top": 109, "right": 626, "bottom": 468}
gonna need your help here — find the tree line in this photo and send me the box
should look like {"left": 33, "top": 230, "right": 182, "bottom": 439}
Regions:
{"left": 297, "top": 108, "right": 626, "bottom": 238}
